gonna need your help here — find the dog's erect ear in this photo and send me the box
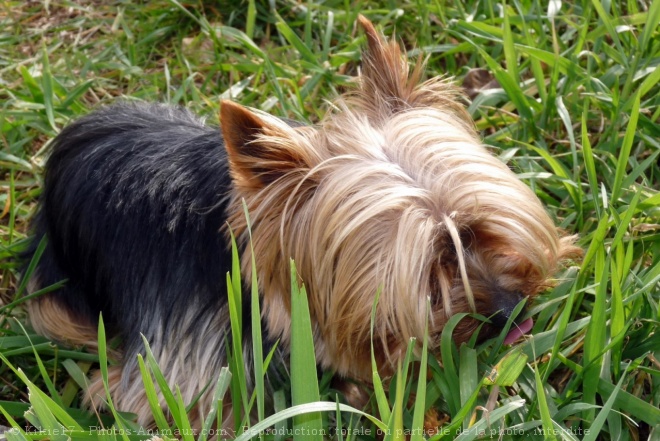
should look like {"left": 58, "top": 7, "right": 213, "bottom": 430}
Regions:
{"left": 356, "top": 15, "right": 422, "bottom": 111}
{"left": 220, "top": 100, "right": 310, "bottom": 190}
{"left": 355, "top": 16, "right": 468, "bottom": 121}
{"left": 221, "top": 100, "right": 267, "bottom": 156}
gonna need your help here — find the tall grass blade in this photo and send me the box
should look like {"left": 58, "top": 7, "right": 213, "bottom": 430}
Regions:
{"left": 98, "top": 316, "right": 131, "bottom": 441}
{"left": 639, "top": 0, "right": 660, "bottom": 51}
{"left": 136, "top": 354, "right": 170, "bottom": 432}
{"left": 226, "top": 269, "right": 249, "bottom": 426}
{"left": 639, "top": 61, "right": 660, "bottom": 98}
{"left": 15, "top": 322, "right": 62, "bottom": 406}
{"left": 245, "top": 0, "right": 256, "bottom": 40}
{"left": 611, "top": 91, "right": 641, "bottom": 201}
{"left": 174, "top": 387, "right": 195, "bottom": 441}
{"left": 590, "top": 0, "right": 624, "bottom": 58}
{"left": 581, "top": 105, "right": 601, "bottom": 219}
{"left": 370, "top": 287, "right": 391, "bottom": 422}
{"left": 12, "top": 235, "right": 48, "bottom": 301}
{"left": 289, "top": 260, "right": 322, "bottom": 441}
{"left": 275, "top": 13, "right": 319, "bottom": 66}
{"left": 533, "top": 360, "right": 558, "bottom": 441}
{"left": 385, "top": 360, "right": 405, "bottom": 441}
{"left": 556, "top": 96, "right": 579, "bottom": 184}
{"left": 582, "top": 250, "right": 609, "bottom": 424}
{"left": 526, "top": 143, "right": 580, "bottom": 210}
{"left": 458, "top": 345, "right": 477, "bottom": 430}
{"left": 410, "top": 300, "right": 430, "bottom": 441}
{"left": 41, "top": 46, "right": 56, "bottom": 131}
{"left": 455, "top": 33, "right": 533, "bottom": 124}
{"left": 584, "top": 366, "right": 629, "bottom": 441}
{"left": 484, "top": 347, "right": 528, "bottom": 387}
{"left": 598, "top": 379, "right": 660, "bottom": 425}
{"left": 140, "top": 334, "right": 182, "bottom": 430}
{"left": 439, "top": 313, "right": 469, "bottom": 413}
{"left": 501, "top": 3, "right": 519, "bottom": 86}
{"left": 241, "top": 202, "right": 265, "bottom": 426}
{"left": 542, "top": 279, "right": 579, "bottom": 383}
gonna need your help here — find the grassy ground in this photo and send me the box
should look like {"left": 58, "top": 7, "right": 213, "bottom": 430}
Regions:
{"left": 1, "top": 0, "right": 659, "bottom": 440}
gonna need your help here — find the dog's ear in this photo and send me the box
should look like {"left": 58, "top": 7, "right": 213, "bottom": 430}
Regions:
{"left": 356, "top": 15, "right": 422, "bottom": 112}
{"left": 355, "top": 16, "right": 467, "bottom": 119}
{"left": 220, "top": 100, "right": 311, "bottom": 190}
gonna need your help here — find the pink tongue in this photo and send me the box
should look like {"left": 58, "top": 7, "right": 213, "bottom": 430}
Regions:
{"left": 503, "top": 318, "right": 534, "bottom": 345}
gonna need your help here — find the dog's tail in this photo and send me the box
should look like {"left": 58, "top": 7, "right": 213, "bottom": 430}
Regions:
{"left": 21, "top": 210, "right": 104, "bottom": 349}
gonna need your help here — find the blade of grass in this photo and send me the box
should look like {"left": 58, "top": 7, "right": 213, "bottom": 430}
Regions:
{"left": 234, "top": 402, "right": 387, "bottom": 441}
{"left": 11, "top": 234, "right": 48, "bottom": 301}
{"left": 275, "top": 13, "right": 320, "bottom": 67}
{"left": 525, "top": 142, "right": 580, "bottom": 211}
{"left": 410, "top": 299, "right": 430, "bottom": 441}
{"left": 59, "top": 359, "right": 90, "bottom": 406}
{"left": 14, "top": 321, "right": 62, "bottom": 407}
{"left": 289, "top": 260, "right": 322, "bottom": 441}
{"left": 458, "top": 345, "right": 477, "bottom": 430}
{"left": 584, "top": 365, "right": 630, "bottom": 441}
{"left": 581, "top": 104, "right": 602, "bottom": 219}
{"left": 241, "top": 201, "right": 265, "bottom": 427}
{"left": 136, "top": 354, "right": 171, "bottom": 433}
{"left": 533, "top": 360, "right": 558, "bottom": 441}
{"left": 501, "top": 2, "right": 520, "bottom": 86}
{"left": 370, "top": 287, "right": 391, "bottom": 423}
{"left": 0, "top": 404, "right": 30, "bottom": 441}
{"left": 542, "top": 281, "right": 579, "bottom": 383}
{"left": 582, "top": 250, "right": 609, "bottom": 424}
{"left": 41, "top": 45, "right": 56, "bottom": 132}
{"left": 611, "top": 91, "right": 641, "bottom": 201}
{"left": 452, "top": 32, "right": 535, "bottom": 126}
{"left": 439, "top": 313, "right": 469, "bottom": 414}
{"left": 556, "top": 96, "right": 580, "bottom": 192}
{"left": 384, "top": 360, "right": 405, "bottom": 441}
{"left": 245, "top": 0, "right": 256, "bottom": 40}
{"left": 451, "top": 399, "right": 526, "bottom": 441}
{"left": 226, "top": 270, "right": 249, "bottom": 427}
{"left": 484, "top": 347, "right": 528, "bottom": 388}
{"left": 174, "top": 387, "right": 195, "bottom": 441}
{"left": 598, "top": 378, "right": 660, "bottom": 425}
{"left": 140, "top": 334, "right": 182, "bottom": 431}
{"left": 639, "top": 0, "right": 660, "bottom": 51}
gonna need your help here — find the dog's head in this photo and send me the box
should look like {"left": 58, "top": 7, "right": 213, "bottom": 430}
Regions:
{"left": 222, "top": 17, "right": 580, "bottom": 380}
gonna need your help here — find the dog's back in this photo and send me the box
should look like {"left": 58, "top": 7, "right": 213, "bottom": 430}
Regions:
{"left": 25, "top": 102, "right": 236, "bottom": 423}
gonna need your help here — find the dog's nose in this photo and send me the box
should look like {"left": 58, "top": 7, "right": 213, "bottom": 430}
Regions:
{"left": 489, "top": 288, "right": 525, "bottom": 328}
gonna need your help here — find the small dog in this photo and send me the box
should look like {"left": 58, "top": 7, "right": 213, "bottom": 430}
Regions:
{"left": 24, "top": 16, "right": 578, "bottom": 427}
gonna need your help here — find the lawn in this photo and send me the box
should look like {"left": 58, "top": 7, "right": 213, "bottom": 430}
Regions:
{"left": 0, "top": 0, "right": 659, "bottom": 440}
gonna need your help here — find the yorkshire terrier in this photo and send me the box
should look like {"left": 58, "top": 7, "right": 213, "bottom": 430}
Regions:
{"left": 24, "top": 16, "right": 578, "bottom": 427}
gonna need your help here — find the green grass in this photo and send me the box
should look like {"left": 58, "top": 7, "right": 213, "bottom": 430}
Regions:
{"left": 1, "top": 0, "right": 659, "bottom": 439}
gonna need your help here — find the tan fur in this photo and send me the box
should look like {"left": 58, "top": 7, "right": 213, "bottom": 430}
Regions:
{"left": 85, "top": 358, "right": 231, "bottom": 431}
{"left": 26, "top": 285, "right": 116, "bottom": 356}
{"left": 85, "top": 304, "right": 233, "bottom": 429}
{"left": 224, "top": 16, "right": 580, "bottom": 381}
{"left": 29, "top": 280, "right": 232, "bottom": 429}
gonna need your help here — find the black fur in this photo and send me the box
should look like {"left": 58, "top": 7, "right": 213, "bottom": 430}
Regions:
{"left": 25, "top": 102, "right": 287, "bottom": 381}
{"left": 33, "top": 102, "right": 230, "bottom": 321}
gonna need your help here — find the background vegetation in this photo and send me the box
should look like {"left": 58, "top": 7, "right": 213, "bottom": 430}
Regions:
{"left": 1, "top": 0, "right": 659, "bottom": 439}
